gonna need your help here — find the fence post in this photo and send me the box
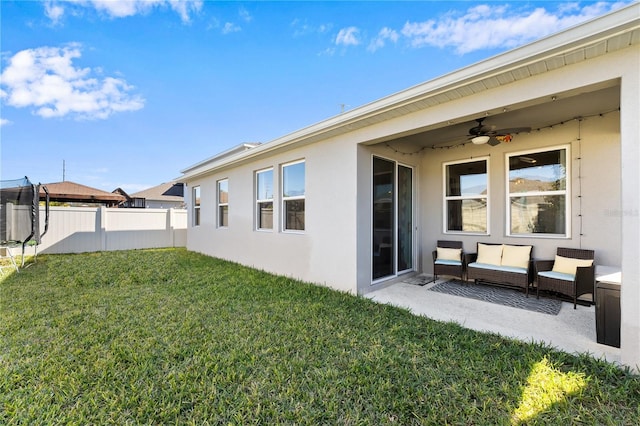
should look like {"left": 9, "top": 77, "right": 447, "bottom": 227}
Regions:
{"left": 168, "top": 208, "right": 175, "bottom": 247}
{"left": 99, "top": 207, "right": 107, "bottom": 251}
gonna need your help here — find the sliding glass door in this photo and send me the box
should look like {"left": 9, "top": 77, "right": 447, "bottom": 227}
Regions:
{"left": 373, "top": 157, "right": 395, "bottom": 280}
{"left": 397, "top": 164, "right": 413, "bottom": 273}
{"left": 372, "top": 157, "right": 414, "bottom": 281}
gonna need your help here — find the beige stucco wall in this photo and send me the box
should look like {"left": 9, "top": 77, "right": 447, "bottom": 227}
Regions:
{"left": 420, "top": 111, "right": 621, "bottom": 268}
{"left": 619, "top": 46, "right": 640, "bottom": 370}
{"left": 185, "top": 136, "right": 360, "bottom": 294}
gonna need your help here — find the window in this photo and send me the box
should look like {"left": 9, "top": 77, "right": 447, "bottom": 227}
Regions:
{"left": 507, "top": 146, "right": 569, "bottom": 237}
{"left": 256, "top": 168, "right": 274, "bottom": 230}
{"left": 217, "top": 179, "right": 228, "bottom": 228}
{"left": 282, "top": 160, "right": 305, "bottom": 231}
{"left": 443, "top": 158, "right": 488, "bottom": 233}
{"left": 192, "top": 186, "right": 201, "bottom": 226}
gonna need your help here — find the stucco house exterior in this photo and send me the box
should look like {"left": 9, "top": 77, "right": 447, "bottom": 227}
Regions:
{"left": 130, "top": 182, "right": 187, "bottom": 209}
{"left": 181, "top": 5, "right": 639, "bottom": 368}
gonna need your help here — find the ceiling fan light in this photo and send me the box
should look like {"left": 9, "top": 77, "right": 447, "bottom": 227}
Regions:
{"left": 472, "top": 135, "right": 491, "bottom": 145}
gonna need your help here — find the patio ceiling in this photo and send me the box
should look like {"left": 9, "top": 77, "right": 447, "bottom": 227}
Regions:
{"left": 378, "top": 82, "right": 621, "bottom": 149}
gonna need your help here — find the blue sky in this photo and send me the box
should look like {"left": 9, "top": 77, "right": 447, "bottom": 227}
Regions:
{"left": 0, "top": 1, "right": 632, "bottom": 193}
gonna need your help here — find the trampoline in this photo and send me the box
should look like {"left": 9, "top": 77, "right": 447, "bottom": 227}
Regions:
{"left": 0, "top": 177, "right": 49, "bottom": 273}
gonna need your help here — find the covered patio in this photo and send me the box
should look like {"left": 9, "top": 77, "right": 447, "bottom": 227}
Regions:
{"left": 355, "top": 6, "right": 637, "bottom": 368}
{"left": 366, "top": 276, "right": 620, "bottom": 365}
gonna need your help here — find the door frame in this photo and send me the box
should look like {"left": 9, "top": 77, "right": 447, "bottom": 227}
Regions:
{"left": 371, "top": 155, "right": 416, "bottom": 284}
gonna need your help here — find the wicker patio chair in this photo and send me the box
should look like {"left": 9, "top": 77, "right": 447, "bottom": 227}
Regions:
{"left": 536, "top": 247, "right": 595, "bottom": 309}
{"left": 432, "top": 240, "right": 465, "bottom": 282}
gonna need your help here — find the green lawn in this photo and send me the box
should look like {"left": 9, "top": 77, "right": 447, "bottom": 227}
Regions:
{"left": 1, "top": 249, "right": 638, "bottom": 424}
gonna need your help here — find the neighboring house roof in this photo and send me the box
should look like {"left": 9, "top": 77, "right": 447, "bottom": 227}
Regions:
{"left": 41, "top": 181, "right": 126, "bottom": 206}
{"left": 131, "top": 182, "right": 184, "bottom": 203}
{"left": 181, "top": 4, "right": 639, "bottom": 181}
{"left": 112, "top": 187, "right": 131, "bottom": 198}
{"left": 112, "top": 187, "right": 146, "bottom": 208}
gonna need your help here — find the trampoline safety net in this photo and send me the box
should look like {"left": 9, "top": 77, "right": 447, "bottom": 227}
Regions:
{"left": 1, "top": 176, "right": 49, "bottom": 270}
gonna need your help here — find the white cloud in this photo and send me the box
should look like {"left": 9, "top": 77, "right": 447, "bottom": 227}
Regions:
{"left": 45, "top": 0, "right": 66, "bottom": 24}
{"left": 222, "top": 22, "right": 241, "bottom": 34}
{"left": 206, "top": 17, "right": 244, "bottom": 35}
{"left": 556, "top": 2, "right": 581, "bottom": 14}
{"left": 319, "top": 47, "right": 336, "bottom": 57}
{"left": 44, "top": 0, "right": 203, "bottom": 23}
{"left": 291, "top": 18, "right": 332, "bottom": 37}
{"left": 239, "top": 6, "right": 252, "bottom": 23}
{"left": 335, "top": 27, "right": 361, "bottom": 46}
{"left": 368, "top": 27, "right": 399, "bottom": 52}
{"left": 0, "top": 118, "right": 12, "bottom": 127}
{"left": 169, "top": 0, "right": 203, "bottom": 23}
{"left": 400, "top": 2, "right": 631, "bottom": 54}
{"left": 0, "top": 44, "right": 145, "bottom": 120}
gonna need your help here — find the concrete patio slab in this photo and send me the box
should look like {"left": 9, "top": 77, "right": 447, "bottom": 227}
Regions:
{"left": 365, "top": 277, "right": 621, "bottom": 365}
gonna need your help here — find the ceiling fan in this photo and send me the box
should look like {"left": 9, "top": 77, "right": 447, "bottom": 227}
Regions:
{"left": 468, "top": 117, "right": 531, "bottom": 146}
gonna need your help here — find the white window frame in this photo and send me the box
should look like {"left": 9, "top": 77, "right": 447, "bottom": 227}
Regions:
{"left": 506, "top": 145, "right": 571, "bottom": 238}
{"left": 255, "top": 167, "right": 274, "bottom": 231}
{"left": 191, "top": 185, "right": 202, "bottom": 228}
{"left": 192, "top": 186, "right": 201, "bottom": 227}
{"left": 442, "top": 157, "right": 490, "bottom": 235}
{"left": 217, "top": 179, "right": 228, "bottom": 228}
{"left": 281, "top": 159, "right": 305, "bottom": 233}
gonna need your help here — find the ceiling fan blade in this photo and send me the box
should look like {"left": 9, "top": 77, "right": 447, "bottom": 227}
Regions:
{"left": 465, "top": 119, "right": 531, "bottom": 145}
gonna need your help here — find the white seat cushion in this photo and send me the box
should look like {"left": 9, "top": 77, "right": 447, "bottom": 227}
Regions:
{"left": 539, "top": 270, "right": 575, "bottom": 281}
{"left": 435, "top": 259, "right": 462, "bottom": 266}
{"left": 468, "top": 262, "right": 527, "bottom": 274}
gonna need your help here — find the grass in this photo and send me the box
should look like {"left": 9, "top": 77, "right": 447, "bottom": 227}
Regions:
{"left": 1, "top": 248, "right": 639, "bottom": 424}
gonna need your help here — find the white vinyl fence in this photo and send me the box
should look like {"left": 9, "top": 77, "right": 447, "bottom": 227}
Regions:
{"left": 8, "top": 207, "right": 187, "bottom": 255}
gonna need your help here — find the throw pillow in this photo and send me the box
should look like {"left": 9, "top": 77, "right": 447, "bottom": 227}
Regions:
{"left": 437, "top": 247, "right": 462, "bottom": 262}
{"left": 476, "top": 243, "right": 503, "bottom": 266}
{"left": 552, "top": 255, "right": 594, "bottom": 276}
{"left": 501, "top": 245, "right": 532, "bottom": 269}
